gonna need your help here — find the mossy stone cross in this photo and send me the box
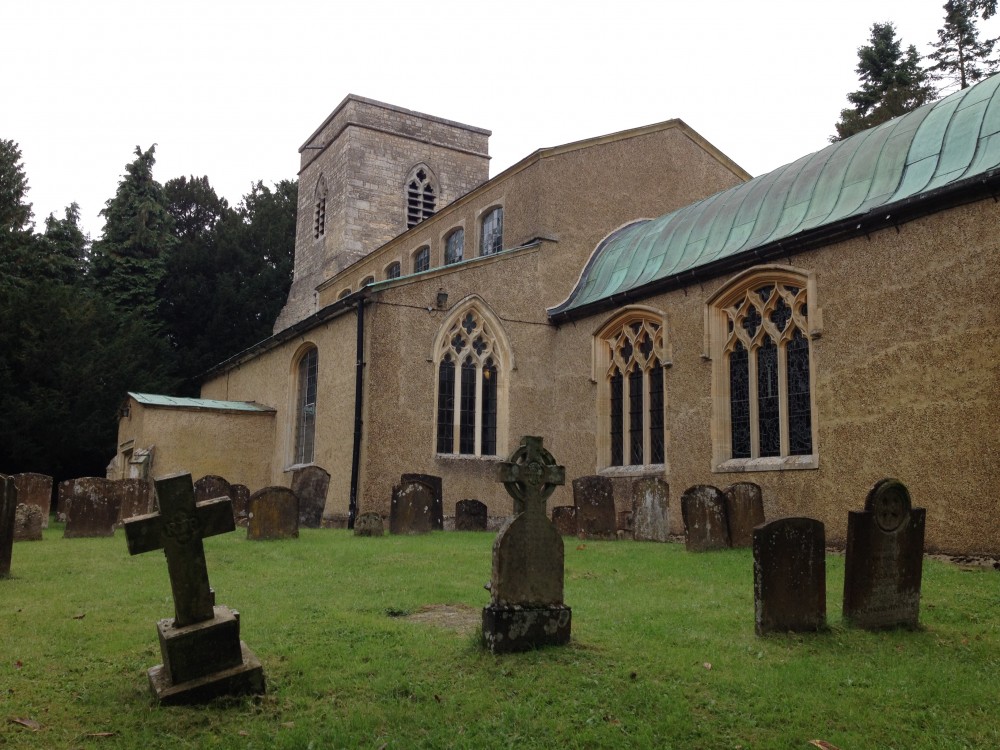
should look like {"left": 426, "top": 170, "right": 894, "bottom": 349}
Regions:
{"left": 497, "top": 436, "right": 565, "bottom": 515}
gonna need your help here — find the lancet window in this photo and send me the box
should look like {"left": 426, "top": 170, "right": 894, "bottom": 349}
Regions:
{"left": 406, "top": 166, "right": 437, "bottom": 228}
{"left": 294, "top": 347, "right": 318, "bottom": 465}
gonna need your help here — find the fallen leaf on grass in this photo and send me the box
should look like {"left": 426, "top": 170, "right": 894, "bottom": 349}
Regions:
{"left": 702, "top": 662, "right": 712, "bottom": 670}
{"left": 14, "top": 660, "right": 22, "bottom": 669}
{"left": 808, "top": 741, "right": 842, "bottom": 750}
{"left": 10, "top": 717, "right": 41, "bottom": 731}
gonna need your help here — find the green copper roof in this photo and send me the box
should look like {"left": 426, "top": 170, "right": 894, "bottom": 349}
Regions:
{"left": 128, "top": 392, "right": 275, "bottom": 412}
{"left": 552, "top": 74, "right": 1000, "bottom": 318}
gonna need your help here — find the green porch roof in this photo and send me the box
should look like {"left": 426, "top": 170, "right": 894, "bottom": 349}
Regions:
{"left": 551, "top": 74, "right": 1000, "bottom": 318}
{"left": 128, "top": 392, "right": 275, "bottom": 412}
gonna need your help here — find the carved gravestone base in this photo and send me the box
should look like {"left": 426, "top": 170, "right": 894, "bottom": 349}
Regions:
{"left": 481, "top": 605, "right": 572, "bottom": 653}
{"left": 147, "top": 605, "right": 264, "bottom": 705}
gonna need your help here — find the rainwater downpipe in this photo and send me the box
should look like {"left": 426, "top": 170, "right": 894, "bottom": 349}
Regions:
{"left": 347, "top": 296, "right": 365, "bottom": 529}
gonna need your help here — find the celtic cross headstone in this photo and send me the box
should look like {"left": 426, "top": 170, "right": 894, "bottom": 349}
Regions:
{"left": 124, "top": 472, "right": 264, "bottom": 704}
{"left": 482, "top": 436, "right": 572, "bottom": 653}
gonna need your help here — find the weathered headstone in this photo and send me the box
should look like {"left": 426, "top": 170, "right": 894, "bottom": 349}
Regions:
{"left": 124, "top": 472, "right": 264, "bottom": 703}
{"left": 231, "top": 484, "right": 251, "bottom": 527}
{"left": 550, "top": 506, "right": 577, "bottom": 536}
{"left": 14, "top": 504, "right": 43, "bottom": 542}
{"left": 843, "top": 478, "right": 926, "bottom": 630}
{"left": 390, "top": 478, "right": 435, "bottom": 535}
{"left": 194, "top": 475, "right": 232, "bottom": 504}
{"left": 753, "top": 517, "right": 827, "bottom": 636}
{"left": 118, "top": 478, "right": 155, "bottom": 523}
{"left": 455, "top": 499, "right": 488, "bottom": 531}
{"left": 681, "top": 485, "right": 731, "bottom": 552}
{"left": 631, "top": 476, "right": 670, "bottom": 542}
{"left": 483, "top": 436, "right": 571, "bottom": 653}
{"left": 247, "top": 487, "right": 299, "bottom": 541}
{"left": 400, "top": 473, "right": 444, "bottom": 530}
{"left": 573, "top": 475, "right": 616, "bottom": 540}
{"left": 12, "top": 473, "right": 52, "bottom": 528}
{"left": 1, "top": 475, "right": 17, "bottom": 577}
{"left": 724, "top": 482, "right": 765, "bottom": 548}
{"left": 63, "top": 477, "right": 120, "bottom": 538}
{"left": 291, "top": 465, "right": 330, "bottom": 528}
{"left": 353, "top": 512, "right": 384, "bottom": 537}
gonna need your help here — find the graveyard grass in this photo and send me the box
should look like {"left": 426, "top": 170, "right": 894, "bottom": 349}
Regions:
{"left": 2, "top": 528, "right": 998, "bottom": 750}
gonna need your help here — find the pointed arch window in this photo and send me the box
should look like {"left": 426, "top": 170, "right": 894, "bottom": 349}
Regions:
{"left": 294, "top": 347, "right": 318, "bottom": 465}
{"left": 434, "top": 303, "right": 509, "bottom": 457}
{"left": 708, "top": 266, "right": 819, "bottom": 471}
{"left": 406, "top": 166, "right": 437, "bottom": 228}
{"left": 596, "top": 310, "right": 668, "bottom": 468}
{"left": 313, "top": 177, "right": 327, "bottom": 239}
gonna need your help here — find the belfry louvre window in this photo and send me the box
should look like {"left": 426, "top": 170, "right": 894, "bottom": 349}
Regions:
{"left": 313, "top": 178, "right": 327, "bottom": 239}
{"left": 708, "top": 266, "right": 819, "bottom": 470}
{"left": 406, "top": 167, "right": 437, "bottom": 228}
{"left": 480, "top": 206, "right": 503, "bottom": 256}
{"left": 597, "top": 310, "right": 667, "bottom": 468}
{"left": 434, "top": 304, "right": 508, "bottom": 457}
{"left": 294, "top": 347, "right": 318, "bottom": 465}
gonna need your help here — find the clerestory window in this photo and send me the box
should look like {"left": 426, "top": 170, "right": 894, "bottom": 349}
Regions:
{"left": 596, "top": 309, "right": 668, "bottom": 469}
{"left": 294, "top": 346, "right": 318, "bottom": 465}
{"left": 433, "top": 302, "right": 510, "bottom": 457}
{"left": 413, "top": 246, "right": 430, "bottom": 273}
{"left": 707, "top": 266, "right": 819, "bottom": 471}
{"left": 480, "top": 206, "right": 503, "bottom": 256}
{"left": 385, "top": 261, "right": 401, "bottom": 280}
{"left": 406, "top": 165, "right": 437, "bottom": 228}
{"left": 445, "top": 229, "right": 464, "bottom": 265}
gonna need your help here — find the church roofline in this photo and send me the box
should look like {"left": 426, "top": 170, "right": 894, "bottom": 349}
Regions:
{"left": 126, "top": 392, "right": 276, "bottom": 414}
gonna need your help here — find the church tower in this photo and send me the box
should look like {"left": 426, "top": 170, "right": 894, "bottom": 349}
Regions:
{"left": 273, "top": 95, "right": 491, "bottom": 332}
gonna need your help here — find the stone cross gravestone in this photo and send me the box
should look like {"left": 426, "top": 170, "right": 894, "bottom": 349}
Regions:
{"left": 753, "top": 517, "right": 827, "bottom": 636}
{"left": 455, "top": 499, "right": 488, "bottom": 531}
{"left": 247, "top": 487, "right": 299, "bottom": 541}
{"left": 12, "top": 473, "right": 51, "bottom": 528}
{"left": 291, "top": 465, "right": 330, "bottom": 528}
{"left": 631, "top": 476, "right": 670, "bottom": 542}
{"left": 572, "top": 475, "right": 617, "bottom": 540}
{"left": 124, "top": 472, "right": 264, "bottom": 704}
{"left": 723, "top": 482, "right": 765, "bottom": 548}
{"left": 1, "top": 475, "right": 17, "bottom": 578}
{"left": 843, "top": 478, "right": 926, "bottom": 630}
{"left": 482, "top": 436, "right": 571, "bottom": 653}
{"left": 681, "top": 485, "right": 731, "bottom": 551}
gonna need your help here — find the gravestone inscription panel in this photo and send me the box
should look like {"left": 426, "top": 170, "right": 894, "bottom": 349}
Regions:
{"left": 247, "top": 487, "right": 299, "bottom": 541}
{"left": 483, "top": 436, "right": 571, "bottom": 653}
{"left": 753, "top": 517, "right": 827, "bottom": 636}
{"left": 724, "top": 482, "right": 765, "bottom": 548}
{"left": 291, "top": 465, "right": 330, "bottom": 529}
{"left": 573, "top": 475, "right": 616, "bottom": 540}
{"left": 681, "top": 485, "right": 731, "bottom": 552}
{"left": 124, "top": 472, "right": 264, "bottom": 704}
{"left": 843, "top": 478, "right": 926, "bottom": 630}
{"left": 12, "top": 473, "right": 51, "bottom": 528}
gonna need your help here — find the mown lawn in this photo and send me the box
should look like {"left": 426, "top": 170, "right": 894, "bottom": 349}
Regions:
{"left": 1, "top": 525, "right": 997, "bottom": 749}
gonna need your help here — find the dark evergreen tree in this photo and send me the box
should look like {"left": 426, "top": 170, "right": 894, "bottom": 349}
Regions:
{"left": 38, "top": 203, "right": 89, "bottom": 284}
{"left": 927, "top": 0, "right": 999, "bottom": 92}
{"left": 832, "top": 23, "right": 935, "bottom": 141}
{"left": 90, "top": 145, "right": 176, "bottom": 325}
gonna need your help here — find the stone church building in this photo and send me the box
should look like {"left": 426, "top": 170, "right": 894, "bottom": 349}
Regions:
{"left": 115, "top": 77, "right": 1000, "bottom": 554}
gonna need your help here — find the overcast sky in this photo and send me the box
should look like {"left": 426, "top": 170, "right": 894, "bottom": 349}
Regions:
{"left": 5, "top": 0, "right": 994, "bottom": 239}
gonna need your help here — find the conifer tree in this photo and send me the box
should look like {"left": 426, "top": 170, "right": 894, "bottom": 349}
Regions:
{"left": 926, "top": 0, "right": 999, "bottom": 92}
{"left": 832, "top": 23, "right": 934, "bottom": 141}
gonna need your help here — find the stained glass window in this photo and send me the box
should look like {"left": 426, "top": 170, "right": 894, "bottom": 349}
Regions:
{"left": 294, "top": 348, "right": 318, "bottom": 464}
{"left": 757, "top": 337, "right": 780, "bottom": 457}
{"left": 610, "top": 371, "right": 624, "bottom": 466}
{"left": 482, "top": 358, "right": 498, "bottom": 455}
{"left": 649, "top": 361, "right": 665, "bottom": 464}
{"left": 436, "top": 355, "right": 454, "bottom": 454}
{"left": 459, "top": 357, "right": 477, "bottom": 454}
{"left": 445, "top": 229, "right": 464, "bottom": 265}
{"left": 729, "top": 342, "right": 751, "bottom": 459}
{"left": 786, "top": 329, "right": 812, "bottom": 455}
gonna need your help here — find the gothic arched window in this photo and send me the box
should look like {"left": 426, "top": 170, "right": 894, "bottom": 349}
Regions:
{"left": 433, "top": 302, "right": 510, "bottom": 457}
{"left": 413, "top": 245, "right": 430, "bottom": 273}
{"left": 406, "top": 165, "right": 437, "bottom": 228}
{"left": 707, "top": 266, "right": 819, "bottom": 471}
{"left": 445, "top": 229, "right": 464, "bottom": 265}
{"left": 294, "top": 346, "right": 318, "bottom": 465}
{"left": 480, "top": 206, "right": 503, "bottom": 256}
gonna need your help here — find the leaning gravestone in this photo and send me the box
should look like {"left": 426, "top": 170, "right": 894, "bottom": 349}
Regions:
{"left": 353, "top": 512, "right": 384, "bottom": 537}
{"left": 12, "top": 473, "right": 52, "bottom": 528}
{"left": 483, "top": 436, "right": 571, "bottom": 653}
{"left": 390, "top": 478, "right": 435, "bottom": 535}
{"left": 400, "top": 473, "right": 444, "bottom": 530}
{"left": 63, "top": 478, "right": 120, "bottom": 538}
{"left": 14, "top": 504, "right": 43, "bottom": 542}
{"left": 843, "top": 478, "right": 926, "bottom": 630}
{"left": 631, "top": 477, "right": 669, "bottom": 542}
{"left": 681, "top": 485, "right": 731, "bottom": 551}
{"left": 551, "top": 506, "right": 577, "bottom": 536}
{"left": 124, "top": 472, "right": 264, "bottom": 704}
{"left": 118, "top": 478, "right": 155, "bottom": 522}
{"left": 724, "top": 482, "right": 765, "bottom": 548}
{"left": 291, "top": 465, "right": 330, "bottom": 529}
{"left": 455, "top": 499, "right": 488, "bottom": 531}
{"left": 573, "top": 475, "right": 616, "bottom": 540}
{"left": 247, "top": 487, "right": 299, "bottom": 541}
{"left": 1, "top": 475, "right": 17, "bottom": 577}
{"left": 753, "top": 517, "right": 827, "bottom": 636}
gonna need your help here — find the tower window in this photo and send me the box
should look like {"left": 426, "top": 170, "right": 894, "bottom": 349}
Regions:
{"left": 406, "top": 166, "right": 437, "bottom": 228}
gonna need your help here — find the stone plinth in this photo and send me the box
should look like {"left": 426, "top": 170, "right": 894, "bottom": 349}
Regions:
{"left": 481, "top": 605, "right": 572, "bottom": 654}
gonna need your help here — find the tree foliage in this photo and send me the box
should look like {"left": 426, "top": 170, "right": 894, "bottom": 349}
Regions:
{"left": 927, "top": 0, "right": 999, "bottom": 91}
{"left": 832, "top": 22, "right": 935, "bottom": 141}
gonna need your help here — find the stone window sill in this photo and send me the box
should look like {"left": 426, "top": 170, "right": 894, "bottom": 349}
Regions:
{"left": 712, "top": 455, "right": 819, "bottom": 473}
{"left": 597, "top": 463, "right": 666, "bottom": 478}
